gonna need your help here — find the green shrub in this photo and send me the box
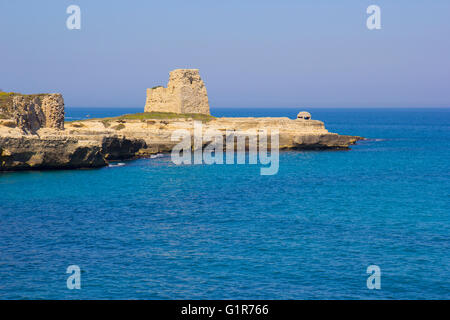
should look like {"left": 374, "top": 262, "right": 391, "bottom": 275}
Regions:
{"left": 112, "top": 123, "right": 125, "bottom": 130}
{"left": 116, "top": 112, "right": 215, "bottom": 122}
{"left": 79, "top": 111, "right": 215, "bottom": 125}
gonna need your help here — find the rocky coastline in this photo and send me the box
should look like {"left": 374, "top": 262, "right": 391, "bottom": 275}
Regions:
{"left": 0, "top": 69, "right": 363, "bottom": 171}
{"left": 0, "top": 115, "right": 363, "bottom": 171}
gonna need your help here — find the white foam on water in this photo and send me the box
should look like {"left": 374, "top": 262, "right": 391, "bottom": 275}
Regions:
{"left": 108, "top": 162, "right": 126, "bottom": 167}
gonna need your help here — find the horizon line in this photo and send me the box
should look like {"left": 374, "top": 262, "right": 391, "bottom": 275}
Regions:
{"left": 65, "top": 106, "right": 450, "bottom": 109}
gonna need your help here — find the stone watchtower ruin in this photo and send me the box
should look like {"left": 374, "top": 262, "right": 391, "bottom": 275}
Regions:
{"left": 144, "top": 69, "right": 210, "bottom": 115}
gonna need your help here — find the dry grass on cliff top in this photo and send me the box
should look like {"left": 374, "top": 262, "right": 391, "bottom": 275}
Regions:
{"left": 0, "top": 92, "right": 50, "bottom": 108}
{"left": 1, "top": 92, "right": 51, "bottom": 119}
{"left": 0, "top": 92, "right": 16, "bottom": 106}
{"left": 0, "top": 92, "right": 16, "bottom": 118}
{"left": 80, "top": 112, "right": 215, "bottom": 123}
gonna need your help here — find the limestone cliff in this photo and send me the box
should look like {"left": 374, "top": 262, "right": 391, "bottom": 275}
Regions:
{"left": 0, "top": 93, "right": 64, "bottom": 132}
{"left": 144, "top": 69, "right": 210, "bottom": 115}
{"left": 0, "top": 136, "right": 106, "bottom": 170}
{"left": 0, "top": 89, "right": 363, "bottom": 171}
{"left": 0, "top": 114, "right": 363, "bottom": 171}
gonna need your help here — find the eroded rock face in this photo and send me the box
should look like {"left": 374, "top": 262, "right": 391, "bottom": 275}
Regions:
{"left": 0, "top": 136, "right": 106, "bottom": 170}
{"left": 11, "top": 96, "right": 44, "bottom": 133}
{"left": 0, "top": 116, "right": 363, "bottom": 171}
{"left": 144, "top": 69, "right": 210, "bottom": 115}
{"left": 10, "top": 94, "right": 64, "bottom": 132}
{"left": 101, "top": 136, "right": 147, "bottom": 160}
{"left": 41, "top": 94, "right": 65, "bottom": 130}
{"left": 0, "top": 134, "right": 150, "bottom": 171}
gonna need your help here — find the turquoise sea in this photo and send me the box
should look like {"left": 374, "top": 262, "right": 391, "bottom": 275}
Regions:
{"left": 0, "top": 107, "right": 449, "bottom": 299}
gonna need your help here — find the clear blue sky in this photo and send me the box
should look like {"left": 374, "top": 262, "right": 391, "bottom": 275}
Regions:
{"left": 1, "top": 0, "right": 449, "bottom": 108}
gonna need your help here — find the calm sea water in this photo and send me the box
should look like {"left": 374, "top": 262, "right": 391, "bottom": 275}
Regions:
{"left": 1, "top": 107, "right": 449, "bottom": 299}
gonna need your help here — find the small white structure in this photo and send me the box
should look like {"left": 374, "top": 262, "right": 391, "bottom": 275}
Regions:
{"left": 297, "top": 111, "right": 311, "bottom": 120}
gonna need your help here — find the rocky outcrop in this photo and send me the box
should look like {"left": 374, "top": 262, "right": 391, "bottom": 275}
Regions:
{"left": 68, "top": 116, "right": 363, "bottom": 153}
{"left": 0, "top": 133, "right": 151, "bottom": 171}
{"left": 0, "top": 114, "right": 363, "bottom": 171}
{"left": 0, "top": 136, "right": 106, "bottom": 170}
{"left": 101, "top": 136, "right": 148, "bottom": 160}
{"left": 0, "top": 86, "right": 364, "bottom": 171}
{"left": 1, "top": 93, "right": 64, "bottom": 132}
{"left": 41, "top": 94, "right": 65, "bottom": 130}
{"left": 291, "top": 134, "right": 361, "bottom": 149}
{"left": 0, "top": 89, "right": 363, "bottom": 171}
{"left": 144, "top": 69, "right": 210, "bottom": 115}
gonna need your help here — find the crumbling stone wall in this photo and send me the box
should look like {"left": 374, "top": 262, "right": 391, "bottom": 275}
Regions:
{"left": 144, "top": 69, "right": 210, "bottom": 115}
{"left": 10, "top": 93, "right": 64, "bottom": 132}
